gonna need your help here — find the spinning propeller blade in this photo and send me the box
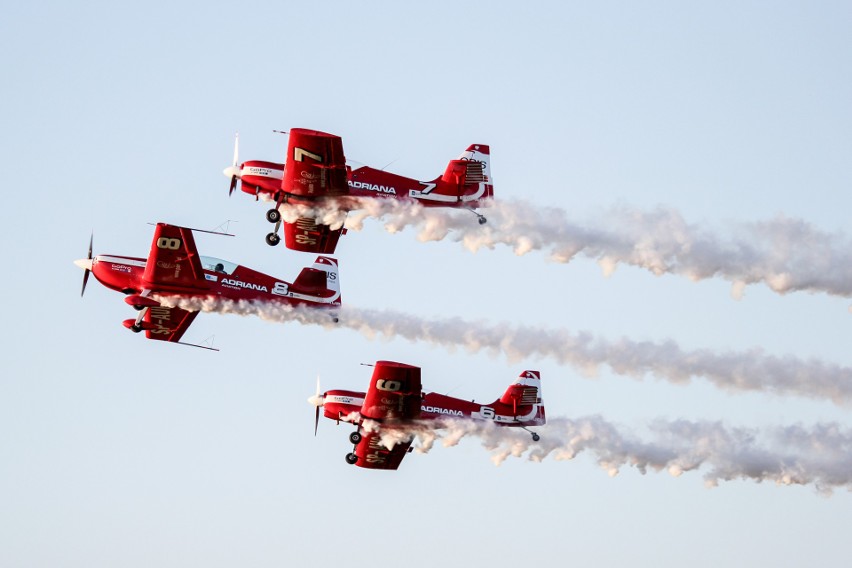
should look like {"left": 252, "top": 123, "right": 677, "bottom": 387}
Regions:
{"left": 228, "top": 133, "right": 239, "bottom": 196}
{"left": 232, "top": 132, "right": 239, "bottom": 167}
{"left": 77, "top": 232, "right": 93, "bottom": 297}
{"left": 308, "top": 375, "right": 323, "bottom": 436}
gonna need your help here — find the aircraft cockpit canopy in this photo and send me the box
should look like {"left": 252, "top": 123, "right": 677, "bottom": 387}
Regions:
{"left": 200, "top": 256, "right": 237, "bottom": 275}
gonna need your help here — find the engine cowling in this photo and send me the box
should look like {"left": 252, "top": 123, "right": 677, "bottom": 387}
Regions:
{"left": 240, "top": 160, "right": 284, "bottom": 194}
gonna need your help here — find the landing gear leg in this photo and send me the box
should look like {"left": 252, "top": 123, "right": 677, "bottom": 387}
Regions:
{"left": 465, "top": 206, "right": 487, "bottom": 225}
{"left": 131, "top": 306, "right": 149, "bottom": 333}
{"left": 265, "top": 192, "right": 286, "bottom": 246}
{"left": 520, "top": 426, "right": 540, "bottom": 442}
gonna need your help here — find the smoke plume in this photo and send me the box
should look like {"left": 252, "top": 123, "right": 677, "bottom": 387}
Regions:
{"left": 399, "top": 416, "right": 852, "bottom": 493}
{"left": 157, "top": 297, "right": 852, "bottom": 405}
{"left": 278, "top": 198, "right": 852, "bottom": 299}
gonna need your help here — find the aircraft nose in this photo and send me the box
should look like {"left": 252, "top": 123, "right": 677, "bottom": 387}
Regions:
{"left": 223, "top": 165, "right": 241, "bottom": 179}
{"left": 74, "top": 258, "right": 93, "bottom": 271}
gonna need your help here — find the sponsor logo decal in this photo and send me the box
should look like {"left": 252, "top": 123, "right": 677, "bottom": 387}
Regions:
{"left": 221, "top": 278, "right": 269, "bottom": 292}
{"left": 110, "top": 264, "right": 132, "bottom": 273}
{"left": 205, "top": 274, "right": 218, "bottom": 282}
{"left": 348, "top": 180, "right": 397, "bottom": 194}
{"left": 421, "top": 405, "right": 463, "bottom": 417}
{"left": 245, "top": 166, "right": 281, "bottom": 178}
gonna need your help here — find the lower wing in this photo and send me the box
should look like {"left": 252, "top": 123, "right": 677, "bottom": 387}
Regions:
{"left": 144, "top": 305, "right": 199, "bottom": 343}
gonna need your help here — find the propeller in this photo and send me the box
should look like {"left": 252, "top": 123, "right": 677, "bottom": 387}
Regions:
{"left": 307, "top": 375, "right": 325, "bottom": 436}
{"left": 74, "top": 232, "right": 94, "bottom": 297}
{"left": 225, "top": 132, "right": 239, "bottom": 196}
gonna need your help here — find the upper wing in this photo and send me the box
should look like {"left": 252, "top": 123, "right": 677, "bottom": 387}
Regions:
{"left": 142, "top": 224, "right": 209, "bottom": 291}
{"left": 282, "top": 217, "right": 344, "bottom": 254}
{"left": 143, "top": 304, "right": 199, "bottom": 343}
{"left": 351, "top": 361, "right": 422, "bottom": 470}
{"left": 360, "top": 361, "right": 422, "bottom": 421}
{"left": 282, "top": 128, "right": 349, "bottom": 199}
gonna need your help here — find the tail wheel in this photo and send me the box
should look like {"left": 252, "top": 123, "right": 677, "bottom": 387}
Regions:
{"left": 349, "top": 432, "right": 362, "bottom": 445}
{"left": 531, "top": 432, "right": 540, "bottom": 442}
{"left": 345, "top": 453, "right": 358, "bottom": 465}
{"left": 265, "top": 233, "right": 281, "bottom": 246}
{"left": 478, "top": 216, "right": 487, "bottom": 225}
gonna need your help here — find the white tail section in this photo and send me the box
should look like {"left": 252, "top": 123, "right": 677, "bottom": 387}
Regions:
{"left": 290, "top": 257, "right": 341, "bottom": 304}
{"left": 313, "top": 256, "right": 340, "bottom": 304}
{"left": 499, "top": 370, "right": 545, "bottom": 425}
{"left": 458, "top": 144, "right": 492, "bottom": 202}
{"left": 458, "top": 144, "right": 491, "bottom": 184}
{"left": 515, "top": 370, "right": 542, "bottom": 401}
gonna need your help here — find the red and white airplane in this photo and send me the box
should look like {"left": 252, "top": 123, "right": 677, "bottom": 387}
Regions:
{"left": 74, "top": 223, "right": 341, "bottom": 349}
{"left": 223, "top": 128, "right": 493, "bottom": 254}
{"left": 309, "top": 361, "right": 545, "bottom": 470}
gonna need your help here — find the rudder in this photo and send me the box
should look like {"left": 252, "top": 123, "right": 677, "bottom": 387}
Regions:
{"left": 291, "top": 256, "right": 341, "bottom": 305}
{"left": 498, "top": 370, "right": 545, "bottom": 425}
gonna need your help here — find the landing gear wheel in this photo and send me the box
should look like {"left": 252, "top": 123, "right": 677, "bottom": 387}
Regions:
{"left": 266, "top": 209, "right": 281, "bottom": 223}
{"left": 478, "top": 216, "right": 487, "bottom": 225}
{"left": 133, "top": 305, "right": 145, "bottom": 311}
{"left": 130, "top": 325, "right": 143, "bottom": 333}
{"left": 345, "top": 452, "right": 358, "bottom": 465}
{"left": 265, "top": 232, "right": 281, "bottom": 246}
{"left": 349, "top": 432, "right": 362, "bottom": 444}
{"left": 531, "top": 432, "right": 540, "bottom": 442}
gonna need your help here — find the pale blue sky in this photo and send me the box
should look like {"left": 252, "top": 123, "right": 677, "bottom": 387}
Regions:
{"left": 2, "top": 1, "right": 851, "bottom": 566}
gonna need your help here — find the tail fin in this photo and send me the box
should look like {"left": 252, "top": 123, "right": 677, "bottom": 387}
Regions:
{"left": 413, "top": 144, "right": 493, "bottom": 205}
{"left": 454, "top": 144, "right": 493, "bottom": 203}
{"left": 291, "top": 256, "right": 341, "bottom": 305}
{"left": 498, "top": 370, "right": 545, "bottom": 425}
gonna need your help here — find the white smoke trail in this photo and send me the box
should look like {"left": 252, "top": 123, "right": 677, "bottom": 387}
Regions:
{"left": 400, "top": 416, "right": 852, "bottom": 493}
{"left": 157, "top": 297, "right": 852, "bottom": 405}
{"left": 277, "top": 198, "right": 852, "bottom": 298}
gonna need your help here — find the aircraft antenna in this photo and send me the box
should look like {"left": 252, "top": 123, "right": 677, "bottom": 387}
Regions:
{"left": 211, "top": 220, "right": 238, "bottom": 234}
{"left": 379, "top": 158, "right": 399, "bottom": 171}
